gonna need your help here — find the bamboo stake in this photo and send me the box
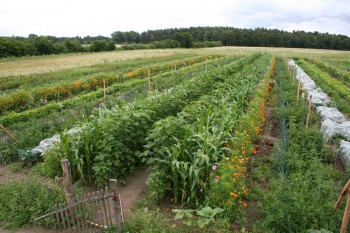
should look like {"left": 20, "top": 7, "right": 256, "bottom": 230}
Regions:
{"left": 306, "top": 95, "right": 312, "bottom": 128}
{"left": 205, "top": 59, "right": 208, "bottom": 73}
{"left": 296, "top": 78, "right": 301, "bottom": 104}
{"left": 0, "top": 124, "right": 17, "bottom": 142}
{"left": 335, "top": 179, "right": 350, "bottom": 210}
{"left": 103, "top": 79, "right": 106, "bottom": 102}
{"left": 293, "top": 68, "right": 296, "bottom": 85}
{"left": 191, "top": 61, "right": 194, "bottom": 78}
{"left": 148, "top": 69, "right": 151, "bottom": 94}
{"left": 341, "top": 191, "right": 350, "bottom": 233}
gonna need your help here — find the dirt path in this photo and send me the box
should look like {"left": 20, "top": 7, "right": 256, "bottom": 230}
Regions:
{"left": 0, "top": 164, "right": 28, "bottom": 185}
{"left": 243, "top": 104, "right": 280, "bottom": 229}
{"left": 117, "top": 166, "right": 149, "bottom": 217}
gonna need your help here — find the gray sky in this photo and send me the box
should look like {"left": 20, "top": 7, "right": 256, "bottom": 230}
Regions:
{"left": 0, "top": 0, "right": 349, "bottom": 37}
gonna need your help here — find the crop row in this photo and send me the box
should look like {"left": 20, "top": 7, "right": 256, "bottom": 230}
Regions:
{"left": 298, "top": 59, "right": 350, "bottom": 116}
{"left": 0, "top": 54, "right": 200, "bottom": 91}
{"left": 253, "top": 59, "right": 343, "bottom": 232}
{"left": 38, "top": 54, "right": 262, "bottom": 185}
{"left": 0, "top": 56, "right": 229, "bottom": 127}
{"left": 306, "top": 58, "right": 350, "bottom": 86}
{"left": 143, "top": 55, "right": 274, "bottom": 207}
{"left": 0, "top": 55, "right": 218, "bottom": 115}
{"left": 0, "top": 56, "right": 233, "bottom": 163}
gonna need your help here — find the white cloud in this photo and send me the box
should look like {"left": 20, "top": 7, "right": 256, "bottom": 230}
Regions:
{"left": 0, "top": 0, "right": 349, "bottom": 37}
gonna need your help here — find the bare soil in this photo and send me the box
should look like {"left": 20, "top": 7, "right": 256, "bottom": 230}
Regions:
{"left": 117, "top": 166, "right": 149, "bottom": 217}
{"left": 243, "top": 104, "right": 280, "bottom": 229}
{"left": 0, "top": 164, "right": 29, "bottom": 185}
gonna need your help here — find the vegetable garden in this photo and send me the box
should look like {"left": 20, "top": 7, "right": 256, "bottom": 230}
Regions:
{"left": 0, "top": 48, "right": 350, "bottom": 232}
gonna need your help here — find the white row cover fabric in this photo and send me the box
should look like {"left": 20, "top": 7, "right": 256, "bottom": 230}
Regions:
{"left": 289, "top": 59, "right": 350, "bottom": 169}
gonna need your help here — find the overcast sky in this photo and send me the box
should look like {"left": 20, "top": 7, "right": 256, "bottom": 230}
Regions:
{"left": 0, "top": 0, "right": 349, "bottom": 37}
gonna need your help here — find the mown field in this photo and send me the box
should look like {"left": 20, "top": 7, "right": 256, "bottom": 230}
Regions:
{"left": 0, "top": 47, "right": 350, "bottom": 233}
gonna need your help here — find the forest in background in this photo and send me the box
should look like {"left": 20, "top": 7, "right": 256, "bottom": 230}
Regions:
{"left": 1, "top": 26, "right": 350, "bottom": 58}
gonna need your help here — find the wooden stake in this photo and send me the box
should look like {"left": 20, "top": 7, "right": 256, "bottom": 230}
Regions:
{"left": 61, "top": 159, "right": 74, "bottom": 207}
{"left": 335, "top": 179, "right": 350, "bottom": 210}
{"left": 191, "top": 61, "right": 194, "bottom": 78}
{"left": 306, "top": 95, "right": 312, "bottom": 128}
{"left": 174, "top": 64, "right": 177, "bottom": 71}
{"left": 296, "top": 78, "right": 301, "bottom": 104}
{"left": 0, "top": 124, "right": 17, "bottom": 142}
{"left": 109, "top": 179, "right": 123, "bottom": 233}
{"left": 292, "top": 68, "right": 295, "bottom": 86}
{"left": 206, "top": 59, "right": 208, "bottom": 73}
{"left": 103, "top": 78, "right": 106, "bottom": 102}
{"left": 148, "top": 69, "right": 151, "bottom": 94}
{"left": 341, "top": 191, "right": 350, "bottom": 233}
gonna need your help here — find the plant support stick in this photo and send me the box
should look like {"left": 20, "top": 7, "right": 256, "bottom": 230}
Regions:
{"left": 306, "top": 95, "right": 312, "bottom": 128}
{"left": 0, "top": 124, "right": 17, "bottom": 142}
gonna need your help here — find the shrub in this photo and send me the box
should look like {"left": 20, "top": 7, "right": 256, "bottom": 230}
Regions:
{"left": 0, "top": 178, "right": 64, "bottom": 229}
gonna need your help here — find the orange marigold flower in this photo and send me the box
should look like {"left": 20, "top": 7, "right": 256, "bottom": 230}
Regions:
{"left": 230, "top": 192, "right": 238, "bottom": 198}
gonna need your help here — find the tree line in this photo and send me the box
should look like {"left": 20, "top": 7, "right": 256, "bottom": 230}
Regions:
{"left": 111, "top": 27, "right": 350, "bottom": 50}
{"left": 0, "top": 35, "right": 115, "bottom": 58}
{"left": 1, "top": 26, "right": 349, "bottom": 58}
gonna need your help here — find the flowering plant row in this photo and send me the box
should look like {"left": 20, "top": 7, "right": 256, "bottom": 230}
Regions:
{"left": 143, "top": 55, "right": 274, "bottom": 207}
{"left": 0, "top": 55, "right": 218, "bottom": 116}
{"left": 39, "top": 55, "right": 239, "bottom": 185}
{"left": 0, "top": 56, "right": 228, "bottom": 128}
{"left": 208, "top": 57, "right": 275, "bottom": 217}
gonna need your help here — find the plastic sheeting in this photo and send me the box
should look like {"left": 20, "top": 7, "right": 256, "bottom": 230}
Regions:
{"left": 31, "top": 135, "right": 60, "bottom": 155}
{"left": 31, "top": 127, "right": 81, "bottom": 155}
{"left": 339, "top": 140, "right": 350, "bottom": 168}
{"left": 316, "top": 106, "right": 346, "bottom": 124}
{"left": 289, "top": 59, "right": 350, "bottom": 169}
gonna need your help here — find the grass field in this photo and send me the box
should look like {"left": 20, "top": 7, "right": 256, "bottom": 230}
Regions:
{"left": 1, "top": 47, "right": 349, "bottom": 77}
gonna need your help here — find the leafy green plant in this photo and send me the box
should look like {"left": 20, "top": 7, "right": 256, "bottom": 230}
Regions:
{"left": 173, "top": 206, "right": 224, "bottom": 228}
{"left": 18, "top": 149, "right": 42, "bottom": 166}
{"left": 0, "top": 178, "right": 64, "bottom": 229}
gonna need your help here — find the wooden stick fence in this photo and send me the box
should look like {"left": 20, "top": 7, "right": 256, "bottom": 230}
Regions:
{"left": 34, "top": 160, "right": 123, "bottom": 233}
